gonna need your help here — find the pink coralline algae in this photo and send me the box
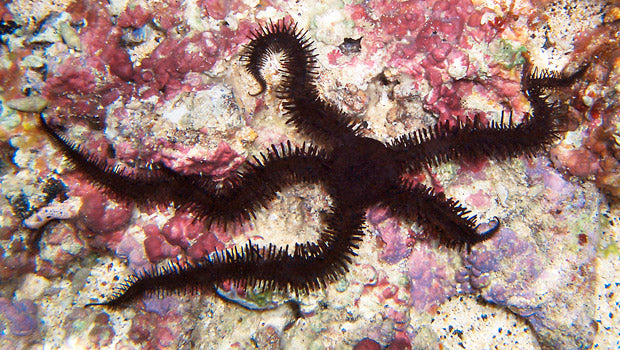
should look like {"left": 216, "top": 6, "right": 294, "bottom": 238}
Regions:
{"left": 154, "top": 142, "right": 245, "bottom": 179}
{"left": 523, "top": 158, "right": 572, "bottom": 197}
{"left": 43, "top": 56, "right": 100, "bottom": 117}
{"left": 353, "top": 338, "right": 381, "bottom": 350}
{"left": 77, "top": 191, "right": 132, "bottom": 237}
{"left": 128, "top": 311, "right": 183, "bottom": 349}
{"left": 143, "top": 230, "right": 182, "bottom": 264}
{"left": 146, "top": 214, "right": 226, "bottom": 263}
{"left": 159, "top": 217, "right": 198, "bottom": 249}
{"left": 197, "top": 0, "right": 244, "bottom": 21}
{"left": 186, "top": 230, "right": 227, "bottom": 261}
{"left": 348, "top": 0, "right": 523, "bottom": 122}
{"left": 464, "top": 189, "right": 492, "bottom": 210}
{"left": 550, "top": 146, "right": 601, "bottom": 178}
{"left": 376, "top": 219, "right": 411, "bottom": 264}
{"left": 41, "top": 0, "right": 245, "bottom": 123}
{"left": 136, "top": 30, "right": 231, "bottom": 96}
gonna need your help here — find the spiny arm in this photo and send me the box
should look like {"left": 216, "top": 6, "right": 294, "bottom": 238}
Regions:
{"left": 40, "top": 114, "right": 331, "bottom": 228}
{"left": 241, "top": 20, "right": 363, "bottom": 145}
{"left": 39, "top": 114, "right": 185, "bottom": 207}
{"left": 186, "top": 141, "right": 332, "bottom": 228}
{"left": 86, "top": 202, "right": 366, "bottom": 308}
{"left": 388, "top": 111, "right": 560, "bottom": 173}
{"left": 388, "top": 63, "right": 588, "bottom": 173}
{"left": 381, "top": 182, "right": 499, "bottom": 251}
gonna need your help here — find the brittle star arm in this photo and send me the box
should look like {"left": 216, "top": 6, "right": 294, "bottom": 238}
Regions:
{"left": 39, "top": 114, "right": 331, "bottom": 228}
{"left": 388, "top": 63, "right": 589, "bottom": 172}
{"left": 381, "top": 182, "right": 499, "bottom": 251}
{"left": 241, "top": 20, "right": 363, "bottom": 146}
{"left": 86, "top": 200, "right": 366, "bottom": 308}
{"left": 387, "top": 110, "right": 562, "bottom": 173}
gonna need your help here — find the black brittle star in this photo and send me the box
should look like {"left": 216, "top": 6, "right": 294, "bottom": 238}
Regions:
{"left": 37, "top": 20, "right": 587, "bottom": 308}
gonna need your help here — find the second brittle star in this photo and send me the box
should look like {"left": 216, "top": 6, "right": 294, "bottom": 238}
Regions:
{"left": 38, "top": 20, "right": 587, "bottom": 308}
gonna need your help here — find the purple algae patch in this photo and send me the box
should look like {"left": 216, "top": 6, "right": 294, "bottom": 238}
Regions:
{"left": 0, "top": 298, "right": 38, "bottom": 337}
{"left": 406, "top": 248, "right": 455, "bottom": 311}
{"left": 143, "top": 296, "right": 175, "bottom": 316}
{"left": 377, "top": 218, "right": 411, "bottom": 264}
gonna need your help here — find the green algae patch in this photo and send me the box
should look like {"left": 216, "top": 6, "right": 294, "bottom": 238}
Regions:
{"left": 493, "top": 39, "right": 527, "bottom": 69}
